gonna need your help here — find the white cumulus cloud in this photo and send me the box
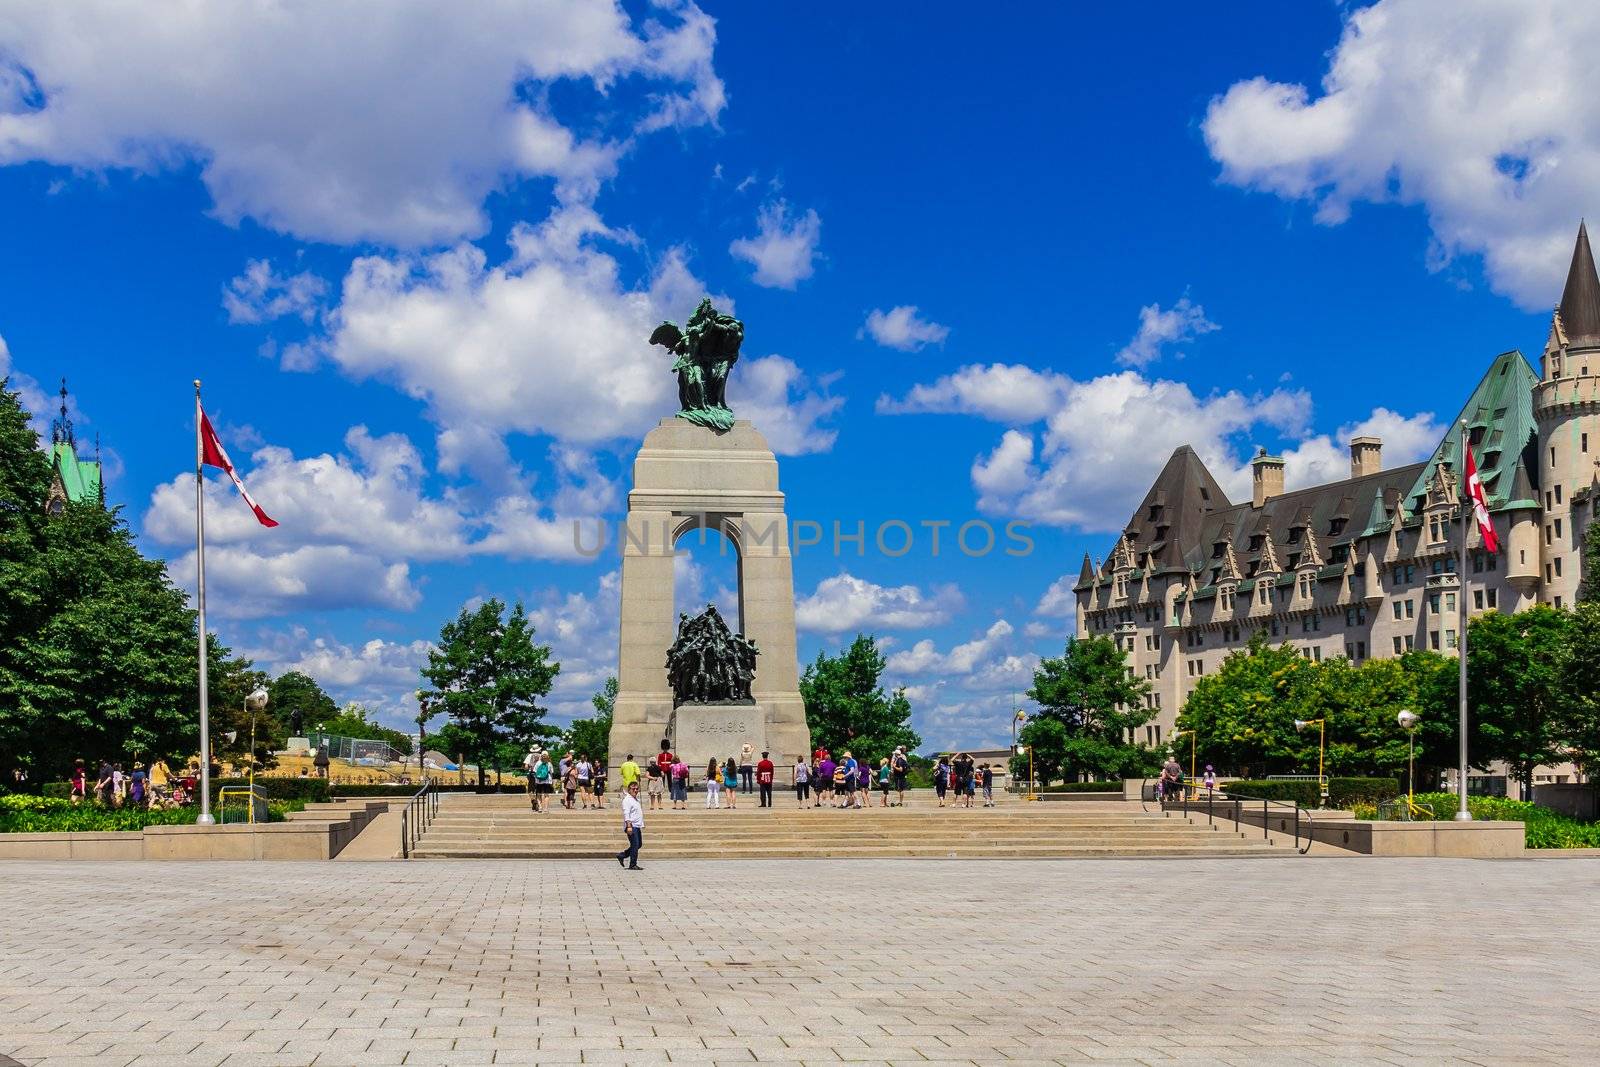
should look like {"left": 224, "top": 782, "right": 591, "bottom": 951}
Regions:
{"left": 0, "top": 1, "right": 725, "bottom": 246}
{"left": 795, "top": 573, "right": 964, "bottom": 635}
{"left": 859, "top": 306, "right": 950, "bottom": 352}
{"left": 314, "top": 206, "right": 840, "bottom": 474}
{"left": 223, "top": 260, "right": 327, "bottom": 325}
{"left": 729, "top": 199, "right": 822, "bottom": 289}
{"left": 1203, "top": 0, "right": 1600, "bottom": 308}
{"left": 1114, "top": 297, "right": 1218, "bottom": 368}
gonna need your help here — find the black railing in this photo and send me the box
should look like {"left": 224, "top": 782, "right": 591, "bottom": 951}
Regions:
{"left": 399, "top": 777, "right": 438, "bottom": 859}
{"left": 1145, "top": 782, "right": 1313, "bottom": 854}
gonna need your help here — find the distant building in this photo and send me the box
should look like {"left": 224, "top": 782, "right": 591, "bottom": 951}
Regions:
{"left": 1075, "top": 224, "right": 1600, "bottom": 797}
{"left": 44, "top": 379, "right": 102, "bottom": 512}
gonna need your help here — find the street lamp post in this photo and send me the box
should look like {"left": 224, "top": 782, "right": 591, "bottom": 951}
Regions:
{"left": 1397, "top": 709, "right": 1420, "bottom": 806}
{"left": 1011, "top": 707, "right": 1032, "bottom": 798}
{"left": 1294, "top": 718, "right": 1327, "bottom": 805}
{"left": 245, "top": 688, "right": 269, "bottom": 816}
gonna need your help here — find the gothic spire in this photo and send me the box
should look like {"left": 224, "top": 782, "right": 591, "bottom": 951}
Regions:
{"left": 50, "top": 378, "right": 75, "bottom": 447}
{"left": 1559, "top": 220, "right": 1600, "bottom": 349}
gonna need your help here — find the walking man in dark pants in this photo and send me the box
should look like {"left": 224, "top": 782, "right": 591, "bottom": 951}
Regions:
{"left": 616, "top": 780, "right": 644, "bottom": 870}
{"left": 756, "top": 751, "right": 775, "bottom": 808}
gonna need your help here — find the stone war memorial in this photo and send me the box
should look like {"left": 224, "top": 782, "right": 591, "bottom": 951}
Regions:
{"left": 608, "top": 299, "right": 810, "bottom": 778}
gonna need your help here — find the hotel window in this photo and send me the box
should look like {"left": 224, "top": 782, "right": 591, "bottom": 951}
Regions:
{"left": 1431, "top": 632, "right": 1440, "bottom": 650}
{"left": 1405, "top": 635, "right": 1415, "bottom": 651}
{"left": 1547, "top": 564, "right": 1553, "bottom": 582}
{"left": 1393, "top": 601, "right": 1404, "bottom": 621}
{"left": 1488, "top": 589, "right": 1497, "bottom": 608}
{"left": 1546, "top": 525, "right": 1553, "bottom": 546}
{"left": 1487, "top": 552, "right": 1497, "bottom": 572}
{"left": 1312, "top": 646, "right": 1322, "bottom": 662}
{"left": 1429, "top": 593, "right": 1440, "bottom": 614}
{"left": 1345, "top": 643, "right": 1354, "bottom": 660}
{"left": 1556, "top": 519, "right": 1563, "bottom": 539}
{"left": 1258, "top": 584, "right": 1269, "bottom": 605}
{"left": 1584, "top": 433, "right": 1590, "bottom": 453}
{"left": 1302, "top": 616, "right": 1312, "bottom": 634}
{"left": 1556, "top": 558, "right": 1563, "bottom": 577}
{"left": 1446, "top": 593, "right": 1456, "bottom": 612}
{"left": 1393, "top": 636, "right": 1403, "bottom": 655}
{"left": 1270, "top": 619, "right": 1280, "bottom": 635}
{"left": 1393, "top": 566, "right": 1404, "bottom": 585}
{"left": 1406, "top": 599, "right": 1415, "bottom": 619}
{"left": 1557, "top": 485, "right": 1563, "bottom": 504}
{"left": 1475, "top": 590, "right": 1484, "bottom": 610}
{"left": 1406, "top": 565, "right": 1416, "bottom": 583}
{"left": 1472, "top": 552, "right": 1483, "bottom": 573}
{"left": 1446, "top": 630, "right": 1458, "bottom": 650}
{"left": 1153, "top": 694, "right": 1161, "bottom": 709}
{"left": 1357, "top": 641, "right": 1366, "bottom": 659}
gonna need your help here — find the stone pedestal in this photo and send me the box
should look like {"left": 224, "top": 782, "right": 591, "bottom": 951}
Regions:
{"left": 670, "top": 703, "right": 766, "bottom": 775}
{"left": 609, "top": 419, "right": 810, "bottom": 781}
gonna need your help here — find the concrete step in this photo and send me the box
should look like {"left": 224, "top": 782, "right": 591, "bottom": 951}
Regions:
{"left": 412, "top": 844, "right": 1286, "bottom": 859}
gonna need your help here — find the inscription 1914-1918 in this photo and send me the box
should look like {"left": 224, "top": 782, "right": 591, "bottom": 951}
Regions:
{"left": 691, "top": 719, "right": 750, "bottom": 735}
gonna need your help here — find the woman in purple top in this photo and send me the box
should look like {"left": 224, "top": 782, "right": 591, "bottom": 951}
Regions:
{"left": 817, "top": 755, "right": 836, "bottom": 808}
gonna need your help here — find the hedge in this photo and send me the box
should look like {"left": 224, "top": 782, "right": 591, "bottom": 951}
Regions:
{"left": 1223, "top": 777, "right": 1399, "bottom": 809}
{"left": 1042, "top": 780, "right": 1124, "bottom": 793}
{"left": 208, "top": 777, "right": 330, "bottom": 803}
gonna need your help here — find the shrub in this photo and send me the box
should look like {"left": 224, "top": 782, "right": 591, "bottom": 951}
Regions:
{"left": 1382, "top": 791, "right": 1600, "bottom": 849}
{"left": 41, "top": 782, "right": 73, "bottom": 799}
{"left": 1042, "top": 780, "right": 1124, "bottom": 793}
{"left": 1222, "top": 778, "right": 1399, "bottom": 809}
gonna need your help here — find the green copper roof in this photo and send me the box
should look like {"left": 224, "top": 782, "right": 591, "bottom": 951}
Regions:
{"left": 51, "top": 441, "right": 102, "bottom": 504}
{"left": 1401, "top": 350, "right": 1539, "bottom": 514}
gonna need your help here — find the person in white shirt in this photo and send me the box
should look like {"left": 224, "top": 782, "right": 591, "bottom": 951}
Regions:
{"left": 616, "top": 781, "right": 644, "bottom": 870}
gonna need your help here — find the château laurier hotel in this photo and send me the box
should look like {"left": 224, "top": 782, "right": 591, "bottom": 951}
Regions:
{"left": 1075, "top": 224, "right": 1600, "bottom": 797}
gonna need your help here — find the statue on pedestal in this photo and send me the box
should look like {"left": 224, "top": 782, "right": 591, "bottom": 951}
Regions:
{"left": 649, "top": 299, "right": 744, "bottom": 432}
{"left": 665, "top": 603, "right": 759, "bottom": 705}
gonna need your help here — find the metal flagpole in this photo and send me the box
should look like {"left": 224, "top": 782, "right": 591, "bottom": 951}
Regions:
{"left": 195, "top": 380, "right": 215, "bottom": 825}
{"left": 1455, "top": 418, "right": 1472, "bottom": 821}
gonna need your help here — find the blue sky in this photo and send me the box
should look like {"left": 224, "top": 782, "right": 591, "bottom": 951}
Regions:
{"left": 0, "top": 1, "right": 1588, "bottom": 749}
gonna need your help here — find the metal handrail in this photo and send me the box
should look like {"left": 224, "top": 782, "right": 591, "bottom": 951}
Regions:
{"left": 1154, "top": 784, "right": 1314, "bottom": 854}
{"left": 399, "top": 777, "right": 436, "bottom": 859}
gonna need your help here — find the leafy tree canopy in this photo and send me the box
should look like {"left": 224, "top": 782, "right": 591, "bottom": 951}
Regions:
{"left": 800, "top": 634, "right": 920, "bottom": 763}
{"left": 418, "top": 598, "right": 559, "bottom": 785}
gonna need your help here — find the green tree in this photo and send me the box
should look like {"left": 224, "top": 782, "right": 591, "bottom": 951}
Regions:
{"left": 267, "top": 670, "right": 337, "bottom": 739}
{"left": 419, "top": 598, "right": 559, "bottom": 786}
{"left": 1174, "top": 636, "right": 1314, "bottom": 777}
{"left": 318, "top": 701, "right": 414, "bottom": 756}
{"left": 1559, "top": 602, "right": 1600, "bottom": 778}
{"left": 1578, "top": 517, "right": 1600, "bottom": 603}
{"left": 1464, "top": 606, "right": 1571, "bottom": 792}
{"left": 800, "top": 635, "right": 920, "bottom": 763}
{"left": 1022, "top": 636, "right": 1152, "bottom": 783}
{"left": 562, "top": 675, "right": 615, "bottom": 763}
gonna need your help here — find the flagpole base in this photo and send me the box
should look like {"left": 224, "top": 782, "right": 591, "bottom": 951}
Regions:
{"left": 196, "top": 814, "right": 216, "bottom": 826}
{"left": 1453, "top": 811, "right": 1474, "bottom": 822}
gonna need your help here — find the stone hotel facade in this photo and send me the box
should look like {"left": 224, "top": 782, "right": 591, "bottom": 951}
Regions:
{"left": 1074, "top": 225, "right": 1600, "bottom": 795}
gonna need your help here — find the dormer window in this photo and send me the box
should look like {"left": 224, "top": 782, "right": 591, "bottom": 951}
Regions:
{"left": 1329, "top": 517, "right": 1347, "bottom": 536}
{"left": 1212, "top": 542, "right": 1227, "bottom": 559}
{"left": 1287, "top": 553, "right": 1301, "bottom": 570}
{"left": 1287, "top": 527, "right": 1303, "bottom": 543}
{"left": 1249, "top": 534, "right": 1265, "bottom": 551}
{"left": 1147, "top": 504, "right": 1163, "bottom": 521}
{"left": 1154, "top": 525, "right": 1169, "bottom": 542}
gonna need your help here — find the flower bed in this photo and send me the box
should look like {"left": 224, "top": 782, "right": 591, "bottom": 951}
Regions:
{"left": 0, "top": 795, "right": 303, "bottom": 833}
{"left": 1354, "top": 792, "right": 1600, "bottom": 849}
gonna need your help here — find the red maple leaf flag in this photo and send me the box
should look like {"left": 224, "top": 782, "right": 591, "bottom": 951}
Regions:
{"left": 199, "top": 409, "right": 278, "bottom": 528}
{"left": 1464, "top": 442, "right": 1497, "bottom": 553}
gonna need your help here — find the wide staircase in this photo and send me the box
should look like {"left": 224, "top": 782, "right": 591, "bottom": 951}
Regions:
{"left": 408, "top": 790, "right": 1289, "bottom": 860}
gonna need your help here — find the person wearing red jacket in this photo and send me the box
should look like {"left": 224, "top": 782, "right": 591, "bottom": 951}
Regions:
{"left": 755, "top": 751, "right": 775, "bottom": 808}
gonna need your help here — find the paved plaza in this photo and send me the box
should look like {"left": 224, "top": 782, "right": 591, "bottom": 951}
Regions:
{"left": 1, "top": 857, "right": 1596, "bottom": 1066}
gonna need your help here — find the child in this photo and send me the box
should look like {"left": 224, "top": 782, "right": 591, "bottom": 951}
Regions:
{"left": 878, "top": 758, "right": 891, "bottom": 807}
{"left": 563, "top": 762, "right": 579, "bottom": 810}
{"left": 980, "top": 764, "right": 995, "bottom": 806}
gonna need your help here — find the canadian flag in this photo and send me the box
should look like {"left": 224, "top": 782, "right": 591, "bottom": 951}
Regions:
{"left": 200, "top": 409, "right": 278, "bottom": 528}
{"left": 1464, "top": 443, "right": 1497, "bottom": 553}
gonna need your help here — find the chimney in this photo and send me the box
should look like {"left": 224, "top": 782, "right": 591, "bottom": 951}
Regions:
{"left": 1350, "top": 436, "right": 1383, "bottom": 479}
{"left": 1251, "top": 448, "right": 1284, "bottom": 508}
